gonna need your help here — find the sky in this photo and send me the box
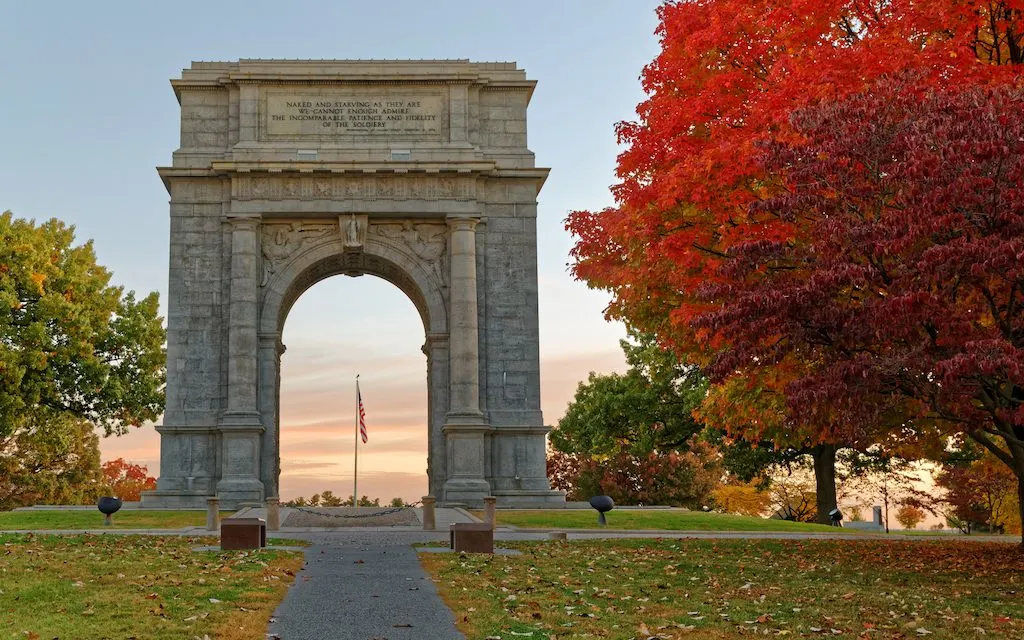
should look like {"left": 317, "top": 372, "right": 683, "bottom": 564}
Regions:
{"left": 0, "top": 1, "right": 666, "bottom": 503}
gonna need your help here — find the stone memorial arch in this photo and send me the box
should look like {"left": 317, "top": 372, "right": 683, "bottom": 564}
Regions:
{"left": 142, "top": 60, "right": 564, "bottom": 509}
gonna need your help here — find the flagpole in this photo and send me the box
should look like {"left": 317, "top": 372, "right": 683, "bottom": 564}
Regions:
{"left": 353, "top": 375, "right": 359, "bottom": 513}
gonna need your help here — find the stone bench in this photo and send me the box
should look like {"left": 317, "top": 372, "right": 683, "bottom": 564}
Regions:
{"left": 450, "top": 522, "right": 494, "bottom": 554}
{"left": 220, "top": 517, "right": 267, "bottom": 550}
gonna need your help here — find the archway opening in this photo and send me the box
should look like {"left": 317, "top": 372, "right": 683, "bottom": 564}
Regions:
{"left": 278, "top": 274, "right": 427, "bottom": 506}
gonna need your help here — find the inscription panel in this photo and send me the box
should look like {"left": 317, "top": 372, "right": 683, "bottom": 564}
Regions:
{"left": 265, "top": 90, "right": 444, "bottom": 138}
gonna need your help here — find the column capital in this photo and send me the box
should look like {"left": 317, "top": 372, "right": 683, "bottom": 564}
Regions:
{"left": 446, "top": 215, "right": 480, "bottom": 232}
{"left": 259, "top": 332, "right": 286, "bottom": 356}
{"left": 424, "top": 332, "right": 450, "bottom": 347}
{"left": 226, "top": 215, "right": 261, "bottom": 230}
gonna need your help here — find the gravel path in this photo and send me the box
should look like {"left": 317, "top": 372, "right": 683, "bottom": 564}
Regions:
{"left": 266, "top": 532, "right": 464, "bottom": 640}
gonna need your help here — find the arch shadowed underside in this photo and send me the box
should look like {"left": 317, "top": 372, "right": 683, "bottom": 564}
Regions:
{"left": 263, "top": 236, "right": 448, "bottom": 338}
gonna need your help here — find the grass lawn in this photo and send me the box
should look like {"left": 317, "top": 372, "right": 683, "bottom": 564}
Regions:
{"left": 421, "top": 538, "right": 1024, "bottom": 639}
{"left": 0, "top": 509, "right": 230, "bottom": 530}
{"left": 0, "top": 533, "right": 303, "bottom": 639}
{"left": 485, "top": 509, "right": 850, "bottom": 533}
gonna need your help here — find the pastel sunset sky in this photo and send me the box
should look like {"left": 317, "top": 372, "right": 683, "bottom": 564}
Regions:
{"left": 0, "top": 1, "right": 665, "bottom": 502}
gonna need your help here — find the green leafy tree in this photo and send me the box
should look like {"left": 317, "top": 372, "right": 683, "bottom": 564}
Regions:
{"left": 549, "top": 332, "right": 728, "bottom": 506}
{"left": 319, "top": 490, "right": 344, "bottom": 507}
{"left": 0, "top": 212, "right": 165, "bottom": 439}
{"left": 549, "top": 331, "right": 707, "bottom": 458}
{"left": 0, "top": 411, "right": 102, "bottom": 509}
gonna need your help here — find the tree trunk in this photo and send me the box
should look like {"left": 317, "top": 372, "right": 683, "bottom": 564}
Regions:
{"left": 1009, "top": 427, "right": 1024, "bottom": 548}
{"left": 812, "top": 444, "right": 838, "bottom": 525}
{"left": 1017, "top": 472, "right": 1024, "bottom": 548}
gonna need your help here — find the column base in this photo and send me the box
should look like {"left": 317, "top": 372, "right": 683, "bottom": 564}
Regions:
{"left": 219, "top": 411, "right": 265, "bottom": 430}
{"left": 443, "top": 477, "right": 492, "bottom": 507}
{"left": 489, "top": 489, "right": 567, "bottom": 508}
{"left": 139, "top": 490, "right": 211, "bottom": 510}
{"left": 216, "top": 477, "right": 265, "bottom": 508}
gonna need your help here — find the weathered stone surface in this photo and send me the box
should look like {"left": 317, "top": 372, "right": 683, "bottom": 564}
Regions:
{"left": 143, "top": 60, "right": 565, "bottom": 510}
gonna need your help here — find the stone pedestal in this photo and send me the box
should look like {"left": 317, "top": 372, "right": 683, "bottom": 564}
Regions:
{"left": 421, "top": 495, "right": 436, "bottom": 531}
{"left": 484, "top": 495, "right": 496, "bottom": 530}
{"left": 206, "top": 497, "right": 220, "bottom": 532}
{"left": 265, "top": 496, "right": 280, "bottom": 531}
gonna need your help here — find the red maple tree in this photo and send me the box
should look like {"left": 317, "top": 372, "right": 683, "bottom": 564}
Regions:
{"left": 694, "top": 77, "right": 1024, "bottom": 540}
{"left": 101, "top": 458, "right": 156, "bottom": 502}
{"left": 567, "top": 1, "right": 1024, "bottom": 532}
{"left": 570, "top": 2, "right": 1022, "bottom": 348}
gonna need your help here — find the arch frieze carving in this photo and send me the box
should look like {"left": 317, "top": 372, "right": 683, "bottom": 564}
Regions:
{"left": 260, "top": 222, "right": 336, "bottom": 286}
{"left": 234, "top": 174, "right": 476, "bottom": 202}
{"left": 375, "top": 222, "right": 447, "bottom": 287}
{"left": 260, "top": 219, "right": 449, "bottom": 290}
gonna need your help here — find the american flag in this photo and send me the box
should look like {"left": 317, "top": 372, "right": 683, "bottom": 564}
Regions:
{"left": 357, "top": 382, "right": 367, "bottom": 444}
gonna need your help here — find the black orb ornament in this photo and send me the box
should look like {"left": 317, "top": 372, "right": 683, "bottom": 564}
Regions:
{"left": 97, "top": 496, "right": 122, "bottom": 526}
{"left": 588, "top": 495, "right": 614, "bottom": 526}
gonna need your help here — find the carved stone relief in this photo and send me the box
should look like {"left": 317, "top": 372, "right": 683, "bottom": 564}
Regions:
{"left": 341, "top": 214, "right": 369, "bottom": 251}
{"left": 260, "top": 222, "right": 336, "bottom": 286}
{"left": 260, "top": 218, "right": 447, "bottom": 289}
{"left": 234, "top": 174, "right": 476, "bottom": 201}
{"left": 373, "top": 221, "right": 447, "bottom": 287}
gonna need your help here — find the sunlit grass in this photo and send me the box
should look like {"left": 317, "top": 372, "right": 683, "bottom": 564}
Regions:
{"left": 485, "top": 508, "right": 851, "bottom": 533}
{"left": 0, "top": 534, "right": 303, "bottom": 639}
{"left": 0, "top": 509, "right": 229, "bottom": 530}
{"left": 421, "top": 538, "right": 1024, "bottom": 639}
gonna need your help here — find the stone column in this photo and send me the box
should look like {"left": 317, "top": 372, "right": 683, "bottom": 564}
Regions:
{"left": 218, "top": 216, "right": 265, "bottom": 506}
{"left": 225, "top": 216, "right": 261, "bottom": 417}
{"left": 443, "top": 217, "right": 491, "bottom": 505}
{"left": 424, "top": 333, "right": 449, "bottom": 500}
{"left": 447, "top": 216, "right": 483, "bottom": 419}
{"left": 258, "top": 333, "right": 284, "bottom": 499}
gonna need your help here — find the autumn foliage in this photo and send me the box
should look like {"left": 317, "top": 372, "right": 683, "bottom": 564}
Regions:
{"left": 712, "top": 481, "right": 772, "bottom": 517}
{"left": 567, "top": 1, "right": 1024, "bottom": 539}
{"left": 895, "top": 505, "right": 926, "bottom": 530}
{"left": 936, "top": 452, "right": 1022, "bottom": 534}
{"left": 100, "top": 458, "right": 156, "bottom": 501}
{"left": 547, "top": 445, "right": 722, "bottom": 508}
